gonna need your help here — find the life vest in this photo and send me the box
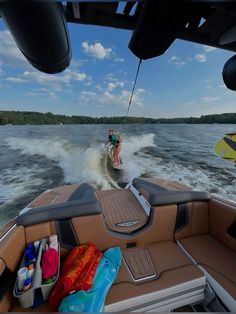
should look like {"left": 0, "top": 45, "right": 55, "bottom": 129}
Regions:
{"left": 111, "top": 133, "right": 120, "bottom": 144}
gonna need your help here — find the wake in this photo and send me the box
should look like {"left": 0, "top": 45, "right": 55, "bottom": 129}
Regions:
{"left": 5, "top": 133, "right": 236, "bottom": 203}
{"left": 6, "top": 133, "right": 156, "bottom": 190}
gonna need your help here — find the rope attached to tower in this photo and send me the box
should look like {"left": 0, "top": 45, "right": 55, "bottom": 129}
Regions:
{"left": 121, "top": 58, "right": 142, "bottom": 130}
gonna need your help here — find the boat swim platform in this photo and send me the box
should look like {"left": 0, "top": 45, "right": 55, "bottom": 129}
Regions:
{"left": 96, "top": 189, "right": 149, "bottom": 234}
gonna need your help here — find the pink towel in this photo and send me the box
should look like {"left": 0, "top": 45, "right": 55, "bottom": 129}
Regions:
{"left": 41, "top": 248, "right": 59, "bottom": 279}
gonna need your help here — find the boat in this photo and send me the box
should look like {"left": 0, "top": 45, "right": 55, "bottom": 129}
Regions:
{"left": 0, "top": 1, "right": 236, "bottom": 312}
{"left": 1, "top": 177, "right": 236, "bottom": 312}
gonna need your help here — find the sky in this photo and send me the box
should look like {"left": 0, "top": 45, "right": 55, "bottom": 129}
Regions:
{"left": 0, "top": 16, "right": 235, "bottom": 118}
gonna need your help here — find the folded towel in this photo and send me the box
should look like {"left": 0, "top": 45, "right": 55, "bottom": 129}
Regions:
{"left": 41, "top": 248, "right": 59, "bottom": 279}
{"left": 48, "top": 243, "right": 102, "bottom": 307}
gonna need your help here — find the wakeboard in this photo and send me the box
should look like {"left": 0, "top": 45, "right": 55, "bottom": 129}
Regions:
{"left": 215, "top": 132, "right": 236, "bottom": 163}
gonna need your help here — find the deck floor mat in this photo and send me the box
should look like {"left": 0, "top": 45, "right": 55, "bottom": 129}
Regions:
{"left": 123, "top": 249, "right": 156, "bottom": 281}
{"left": 28, "top": 191, "right": 59, "bottom": 208}
{"left": 96, "top": 189, "right": 148, "bottom": 234}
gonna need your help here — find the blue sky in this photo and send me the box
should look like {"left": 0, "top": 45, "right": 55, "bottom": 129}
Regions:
{"left": 0, "top": 19, "right": 235, "bottom": 118}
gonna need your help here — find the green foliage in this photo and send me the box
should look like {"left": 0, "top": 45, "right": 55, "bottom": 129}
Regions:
{"left": 0, "top": 111, "right": 236, "bottom": 125}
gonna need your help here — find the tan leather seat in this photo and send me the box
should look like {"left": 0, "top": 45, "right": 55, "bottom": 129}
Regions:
{"left": 10, "top": 241, "right": 205, "bottom": 313}
{"left": 179, "top": 234, "right": 236, "bottom": 310}
{"left": 105, "top": 241, "right": 205, "bottom": 312}
{"left": 179, "top": 234, "right": 236, "bottom": 297}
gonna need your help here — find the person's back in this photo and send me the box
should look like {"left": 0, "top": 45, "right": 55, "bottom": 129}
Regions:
{"left": 108, "top": 129, "right": 114, "bottom": 143}
{"left": 111, "top": 133, "right": 119, "bottom": 144}
{"left": 117, "top": 134, "right": 123, "bottom": 144}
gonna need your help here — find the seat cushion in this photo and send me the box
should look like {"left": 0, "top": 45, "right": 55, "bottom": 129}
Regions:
{"left": 105, "top": 241, "right": 205, "bottom": 311}
{"left": 10, "top": 241, "right": 205, "bottom": 313}
{"left": 179, "top": 234, "right": 236, "bottom": 299}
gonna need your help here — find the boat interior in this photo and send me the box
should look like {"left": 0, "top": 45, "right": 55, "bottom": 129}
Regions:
{"left": 0, "top": 1, "right": 236, "bottom": 312}
{"left": 0, "top": 177, "right": 235, "bottom": 312}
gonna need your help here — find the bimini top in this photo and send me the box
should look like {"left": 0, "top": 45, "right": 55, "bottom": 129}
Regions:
{"left": 1, "top": 1, "right": 236, "bottom": 75}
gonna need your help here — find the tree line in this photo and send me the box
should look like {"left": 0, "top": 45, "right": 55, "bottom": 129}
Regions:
{"left": 0, "top": 111, "right": 236, "bottom": 125}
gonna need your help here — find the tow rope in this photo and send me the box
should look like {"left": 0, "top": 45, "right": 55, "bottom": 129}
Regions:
{"left": 121, "top": 58, "right": 142, "bottom": 130}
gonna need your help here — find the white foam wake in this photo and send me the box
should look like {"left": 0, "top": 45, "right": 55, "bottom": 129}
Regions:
{"left": 6, "top": 133, "right": 235, "bottom": 203}
{"left": 0, "top": 166, "right": 44, "bottom": 206}
{"left": 121, "top": 133, "right": 156, "bottom": 181}
{"left": 6, "top": 137, "right": 111, "bottom": 189}
{"left": 120, "top": 133, "right": 235, "bottom": 202}
{"left": 6, "top": 133, "right": 157, "bottom": 189}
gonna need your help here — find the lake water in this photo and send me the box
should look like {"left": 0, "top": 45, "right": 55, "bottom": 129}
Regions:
{"left": 0, "top": 124, "right": 235, "bottom": 226}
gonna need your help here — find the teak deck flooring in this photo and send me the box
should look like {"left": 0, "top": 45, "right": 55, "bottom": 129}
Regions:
{"left": 96, "top": 189, "right": 148, "bottom": 234}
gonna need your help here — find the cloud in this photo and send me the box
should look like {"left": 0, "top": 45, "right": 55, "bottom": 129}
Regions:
{"left": 25, "top": 92, "right": 38, "bottom": 97}
{"left": 195, "top": 54, "right": 207, "bottom": 62}
{"left": 99, "top": 74, "right": 145, "bottom": 106}
{"left": 114, "top": 57, "right": 124, "bottom": 63}
{"left": 6, "top": 77, "right": 27, "bottom": 83}
{"left": 107, "top": 81, "right": 125, "bottom": 91}
{"left": 21, "top": 67, "right": 89, "bottom": 91}
{"left": 203, "top": 45, "right": 217, "bottom": 52}
{"left": 201, "top": 96, "right": 220, "bottom": 102}
{"left": 95, "top": 84, "right": 103, "bottom": 91}
{"left": 0, "top": 30, "right": 28, "bottom": 67}
{"left": 203, "top": 79, "right": 213, "bottom": 89}
{"left": 105, "top": 73, "right": 116, "bottom": 82}
{"left": 79, "top": 91, "right": 97, "bottom": 103}
{"left": 22, "top": 71, "right": 67, "bottom": 91}
{"left": 84, "top": 81, "right": 92, "bottom": 86}
{"left": 82, "top": 42, "right": 112, "bottom": 60}
{"left": 21, "top": 69, "right": 89, "bottom": 100}
{"left": 105, "top": 73, "right": 126, "bottom": 85}
{"left": 75, "top": 73, "right": 87, "bottom": 81}
{"left": 114, "top": 89, "right": 146, "bottom": 107}
{"left": 79, "top": 87, "right": 146, "bottom": 108}
{"left": 47, "top": 92, "right": 58, "bottom": 100}
{"left": 168, "top": 55, "right": 192, "bottom": 67}
{"left": 137, "top": 88, "right": 145, "bottom": 94}
{"left": 108, "top": 82, "right": 116, "bottom": 91}
{"left": 25, "top": 88, "right": 58, "bottom": 100}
